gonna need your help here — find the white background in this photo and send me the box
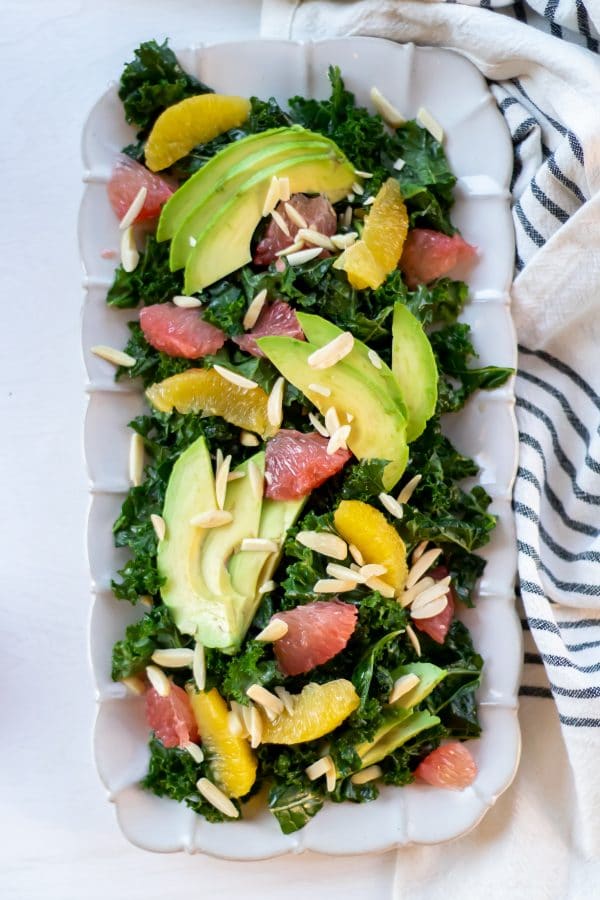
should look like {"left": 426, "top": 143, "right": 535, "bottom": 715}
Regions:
{"left": 2, "top": 2, "right": 595, "bottom": 898}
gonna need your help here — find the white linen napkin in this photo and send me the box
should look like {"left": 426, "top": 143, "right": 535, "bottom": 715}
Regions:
{"left": 262, "top": 0, "right": 600, "bottom": 866}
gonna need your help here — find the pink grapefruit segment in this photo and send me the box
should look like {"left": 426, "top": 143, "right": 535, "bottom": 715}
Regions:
{"left": 145, "top": 683, "right": 199, "bottom": 749}
{"left": 107, "top": 154, "right": 174, "bottom": 222}
{"left": 273, "top": 600, "right": 358, "bottom": 676}
{"left": 139, "top": 303, "right": 226, "bottom": 359}
{"left": 415, "top": 741, "right": 477, "bottom": 790}
{"left": 413, "top": 565, "right": 455, "bottom": 645}
{"left": 400, "top": 228, "right": 476, "bottom": 288}
{"left": 265, "top": 429, "right": 351, "bottom": 500}
{"left": 234, "top": 300, "right": 304, "bottom": 358}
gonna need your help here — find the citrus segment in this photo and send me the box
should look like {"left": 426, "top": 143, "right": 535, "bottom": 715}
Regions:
{"left": 339, "top": 178, "right": 408, "bottom": 290}
{"left": 145, "top": 368, "right": 275, "bottom": 438}
{"left": 273, "top": 600, "right": 358, "bottom": 675}
{"left": 265, "top": 430, "right": 351, "bottom": 500}
{"left": 260, "top": 679, "right": 360, "bottom": 744}
{"left": 362, "top": 178, "right": 408, "bottom": 271}
{"left": 415, "top": 742, "right": 477, "bottom": 790}
{"left": 139, "top": 304, "right": 225, "bottom": 359}
{"left": 333, "top": 500, "right": 408, "bottom": 593}
{"left": 107, "top": 154, "right": 174, "bottom": 221}
{"left": 188, "top": 687, "right": 257, "bottom": 797}
{"left": 145, "top": 94, "right": 251, "bottom": 171}
{"left": 145, "top": 684, "right": 198, "bottom": 748}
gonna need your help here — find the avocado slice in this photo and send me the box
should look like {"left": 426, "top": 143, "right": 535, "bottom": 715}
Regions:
{"left": 357, "top": 710, "right": 441, "bottom": 768}
{"left": 391, "top": 303, "right": 438, "bottom": 442}
{"left": 258, "top": 335, "right": 409, "bottom": 489}
{"left": 169, "top": 137, "right": 340, "bottom": 270}
{"left": 157, "top": 437, "right": 304, "bottom": 652}
{"left": 296, "top": 312, "right": 408, "bottom": 421}
{"left": 389, "top": 662, "right": 448, "bottom": 709}
{"left": 157, "top": 126, "right": 327, "bottom": 242}
{"left": 183, "top": 151, "right": 356, "bottom": 293}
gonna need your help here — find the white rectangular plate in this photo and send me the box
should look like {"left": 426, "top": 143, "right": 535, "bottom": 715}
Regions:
{"left": 81, "top": 37, "right": 521, "bottom": 857}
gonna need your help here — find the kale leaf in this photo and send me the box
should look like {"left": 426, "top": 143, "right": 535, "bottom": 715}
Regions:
{"left": 119, "top": 40, "right": 212, "bottom": 135}
{"left": 268, "top": 782, "right": 324, "bottom": 834}
{"left": 107, "top": 236, "right": 182, "bottom": 309}
{"left": 430, "top": 324, "right": 513, "bottom": 413}
{"left": 111, "top": 604, "right": 185, "bottom": 679}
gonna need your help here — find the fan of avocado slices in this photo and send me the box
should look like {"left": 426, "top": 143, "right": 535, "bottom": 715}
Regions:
{"left": 106, "top": 40, "right": 513, "bottom": 834}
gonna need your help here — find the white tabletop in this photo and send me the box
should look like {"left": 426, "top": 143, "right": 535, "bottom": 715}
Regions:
{"left": 1, "top": 2, "right": 398, "bottom": 896}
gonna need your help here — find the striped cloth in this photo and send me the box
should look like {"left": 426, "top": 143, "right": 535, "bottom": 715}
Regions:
{"left": 262, "top": 0, "right": 600, "bottom": 857}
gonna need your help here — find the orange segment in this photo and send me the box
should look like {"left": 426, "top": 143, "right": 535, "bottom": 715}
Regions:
{"left": 145, "top": 94, "right": 251, "bottom": 171}
{"left": 362, "top": 178, "right": 409, "bottom": 271}
{"left": 340, "top": 178, "right": 409, "bottom": 291}
{"left": 260, "top": 680, "right": 359, "bottom": 745}
{"left": 334, "top": 500, "right": 408, "bottom": 593}
{"left": 188, "top": 688, "right": 257, "bottom": 798}
{"left": 145, "top": 368, "right": 275, "bottom": 438}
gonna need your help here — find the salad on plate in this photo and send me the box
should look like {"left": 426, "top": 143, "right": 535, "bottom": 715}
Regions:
{"left": 95, "top": 40, "right": 512, "bottom": 835}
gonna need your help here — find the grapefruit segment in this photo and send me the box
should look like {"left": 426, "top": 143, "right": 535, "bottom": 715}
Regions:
{"left": 107, "top": 154, "right": 174, "bottom": 222}
{"left": 273, "top": 600, "right": 358, "bottom": 676}
{"left": 413, "top": 565, "right": 455, "bottom": 645}
{"left": 400, "top": 228, "right": 476, "bottom": 288}
{"left": 234, "top": 300, "right": 304, "bottom": 358}
{"left": 145, "top": 683, "right": 198, "bottom": 748}
{"left": 139, "top": 303, "right": 226, "bottom": 359}
{"left": 415, "top": 741, "right": 477, "bottom": 790}
{"left": 265, "top": 429, "right": 351, "bottom": 500}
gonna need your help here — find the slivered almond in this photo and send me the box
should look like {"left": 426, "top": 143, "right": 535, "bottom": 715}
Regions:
{"left": 363, "top": 196, "right": 375, "bottom": 206}
{"left": 314, "top": 578, "right": 356, "bottom": 594}
{"left": 417, "top": 106, "right": 444, "bottom": 143}
{"left": 406, "top": 624, "right": 422, "bottom": 656}
{"left": 411, "top": 539, "right": 429, "bottom": 563}
{"left": 406, "top": 548, "right": 443, "bottom": 589}
{"left": 240, "top": 538, "right": 278, "bottom": 553}
{"left": 255, "top": 618, "right": 288, "bottom": 642}
{"left": 258, "top": 579, "right": 276, "bottom": 595}
{"left": 306, "top": 756, "right": 334, "bottom": 781}
{"left": 173, "top": 294, "right": 202, "bottom": 308}
{"left": 297, "top": 530, "right": 348, "bottom": 560}
{"left": 188, "top": 236, "right": 197, "bottom": 247}
{"left": 398, "top": 474, "right": 422, "bottom": 505}
{"left": 276, "top": 239, "right": 305, "bottom": 257}
{"left": 379, "top": 492, "right": 404, "bottom": 519}
{"left": 249, "top": 704, "right": 263, "bottom": 748}
{"left": 308, "top": 332, "right": 354, "bottom": 369}
{"left": 308, "top": 383, "right": 331, "bottom": 398}
{"left": 129, "top": 432, "right": 144, "bottom": 486}
{"left": 368, "top": 349, "right": 382, "bottom": 370}
{"left": 267, "top": 376, "right": 285, "bottom": 430}
{"left": 284, "top": 202, "right": 308, "bottom": 229}
{"left": 351, "top": 765, "right": 382, "bottom": 785}
{"left": 120, "top": 225, "right": 139, "bottom": 272}
{"left": 393, "top": 157, "right": 406, "bottom": 172}
{"left": 278, "top": 176, "right": 291, "bottom": 202}
{"left": 193, "top": 641, "right": 206, "bottom": 691}
{"left": 146, "top": 665, "right": 170, "bottom": 697}
{"left": 151, "top": 648, "right": 194, "bottom": 668}
{"left": 389, "top": 673, "right": 420, "bottom": 704}
{"left": 354, "top": 169, "right": 373, "bottom": 179}
{"left": 119, "top": 186, "right": 147, "bottom": 230}
{"left": 213, "top": 364, "right": 258, "bottom": 391}
{"left": 271, "top": 208, "right": 290, "bottom": 237}
{"left": 327, "top": 424, "right": 351, "bottom": 455}
{"left": 215, "top": 454, "right": 232, "bottom": 510}
{"left": 189, "top": 510, "right": 233, "bottom": 528}
{"left": 91, "top": 345, "right": 136, "bottom": 368}
{"left": 228, "top": 470, "right": 245, "bottom": 482}
{"left": 274, "top": 686, "right": 296, "bottom": 715}
{"left": 121, "top": 676, "right": 145, "bottom": 695}
{"left": 346, "top": 192, "right": 355, "bottom": 203}
{"left": 184, "top": 742, "right": 204, "bottom": 764}
{"left": 231, "top": 701, "right": 250, "bottom": 738}
{"left": 410, "top": 577, "right": 451, "bottom": 611}
{"left": 296, "top": 227, "right": 335, "bottom": 251}
{"left": 247, "top": 460, "right": 264, "bottom": 500}
{"left": 196, "top": 778, "right": 239, "bottom": 818}
{"left": 215, "top": 448, "right": 224, "bottom": 472}
{"left": 352, "top": 181, "right": 364, "bottom": 196}
{"left": 411, "top": 595, "right": 449, "bottom": 620}
{"left": 287, "top": 246, "right": 323, "bottom": 266}
{"left": 262, "top": 175, "right": 281, "bottom": 216}
{"left": 228, "top": 708, "right": 244, "bottom": 736}
{"left": 370, "top": 87, "right": 406, "bottom": 128}
{"left": 325, "top": 764, "right": 337, "bottom": 792}
{"left": 247, "top": 684, "right": 284, "bottom": 716}
{"left": 360, "top": 563, "right": 388, "bottom": 579}
{"left": 348, "top": 543, "right": 365, "bottom": 567}
{"left": 240, "top": 431, "right": 260, "bottom": 447}
{"left": 342, "top": 205, "right": 353, "bottom": 227}
{"left": 326, "top": 562, "right": 362, "bottom": 583}
{"left": 308, "top": 412, "right": 330, "bottom": 437}
{"left": 324, "top": 407, "right": 341, "bottom": 434}
{"left": 330, "top": 232, "right": 358, "bottom": 250}
{"left": 365, "top": 576, "right": 395, "bottom": 598}
{"left": 399, "top": 576, "right": 435, "bottom": 608}
{"left": 150, "top": 513, "right": 166, "bottom": 541}
{"left": 243, "top": 288, "right": 267, "bottom": 330}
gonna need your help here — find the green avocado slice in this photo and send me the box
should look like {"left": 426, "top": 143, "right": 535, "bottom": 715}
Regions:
{"left": 169, "top": 137, "right": 332, "bottom": 270}
{"left": 183, "top": 151, "right": 355, "bottom": 293}
{"left": 157, "top": 126, "right": 311, "bottom": 242}
{"left": 258, "top": 334, "right": 409, "bottom": 490}
{"left": 358, "top": 710, "right": 441, "bottom": 768}
{"left": 391, "top": 303, "right": 438, "bottom": 442}
{"left": 389, "top": 662, "right": 448, "bottom": 709}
